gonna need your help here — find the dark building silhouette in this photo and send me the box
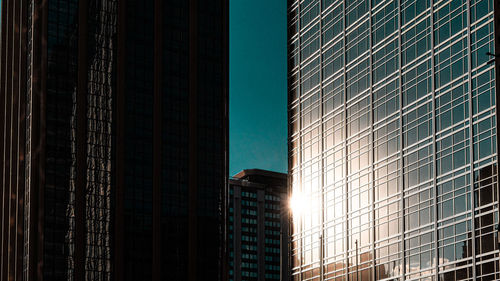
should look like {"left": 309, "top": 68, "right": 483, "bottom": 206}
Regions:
{"left": 227, "top": 169, "right": 288, "bottom": 281}
{"left": 0, "top": 0, "right": 228, "bottom": 280}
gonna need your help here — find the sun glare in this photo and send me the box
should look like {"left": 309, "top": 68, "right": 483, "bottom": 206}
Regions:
{"left": 289, "top": 191, "right": 307, "bottom": 217}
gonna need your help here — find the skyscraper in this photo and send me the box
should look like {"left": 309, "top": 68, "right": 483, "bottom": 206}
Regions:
{"left": 227, "top": 169, "right": 288, "bottom": 281}
{"left": 0, "top": 0, "right": 228, "bottom": 280}
{"left": 288, "top": 0, "right": 500, "bottom": 280}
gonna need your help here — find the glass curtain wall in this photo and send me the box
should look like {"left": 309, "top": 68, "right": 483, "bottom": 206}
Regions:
{"left": 288, "top": 0, "right": 499, "bottom": 280}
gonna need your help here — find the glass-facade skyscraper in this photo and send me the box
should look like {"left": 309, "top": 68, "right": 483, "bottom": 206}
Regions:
{"left": 0, "top": 0, "right": 228, "bottom": 281}
{"left": 288, "top": 0, "right": 500, "bottom": 280}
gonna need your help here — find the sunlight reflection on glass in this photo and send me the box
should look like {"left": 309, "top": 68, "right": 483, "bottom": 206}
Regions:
{"left": 290, "top": 191, "right": 308, "bottom": 218}
{"left": 290, "top": 188, "right": 322, "bottom": 231}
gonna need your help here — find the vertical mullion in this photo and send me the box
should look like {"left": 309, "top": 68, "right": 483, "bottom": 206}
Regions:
{"left": 16, "top": 0, "right": 28, "bottom": 279}
{"left": 397, "top": 0, "right": 405, "bottom": 280}
{"left": 465, "top": 0, "right": 477, "bottom": 279}
{"left": 367, "top": 0, "right": 374, "bottom": 280}
{"left": 296, "top": 1, "right": 303, "bottom": 280}
{"left": 494, "top": 0, "right": 500, "bottom": 251}
{"left": 318, "top": 0, "right": 325, "bottom": 280}
{"left": 342, "top": 0, "right": 348, "bottom": 279}
{"left": 0, "top": 0, "right": 6, "bottom": 276}
{"left": 10, "top": 0, "right": 21, "bottom": 278}
{"left": 8, "top": 0, "right": 18, "bottom": 277}
{"left": 429, "top": 0, "right": 439, "bottom": 279}
{"left": 3, "top": 0, "right": 13, "bottom": 279}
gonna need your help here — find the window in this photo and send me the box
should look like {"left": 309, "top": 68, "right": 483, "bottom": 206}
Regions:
{"left": 402, "top": 59, "right": 432, "bottom": 107}
{"left": 471, "top": 69, "right": 495, "bottom": 115}
{"left": 402, "top": 99, "right": 432, "bottom": 148}
{"left": 345, "top": 0, "right": 368, "bottom": 27}
{"left": 401, "top": 17, "right": 431, "bottom": 66}
{"left": 435, "top": 81, "right": 468, "bottom": 132}
{"left": 373, "top": 79, "right": 399, "bottom": 122}
{"left": 436, "top": 127, "right": 470, "bottom": 175}
{"left": 433, "top": 0, "right": 467, "bottom": 45}
{"left": 403, "top": 144, "right": 433, "bottom": 188}
{"left": 401, "top": 0, "right": 430, "bottom": 26}
{"left": 346, "top": 58, "right": 370, "bottom": 101}
{"left": 470, "top": 22, "right": 494, "bottom": 69}
{"left": 434, "top": 38, "right": 468, "bottom": 89}
{"left": 346, "top": 20, "right": 369, "bottom": 64}
{"left": 372, "top": 39, "right": 399, "bottom": 84}
{"left": 322, "top": 40, "right": 344, "bottom": 80}
{"left": 322, "top": 3, "right": 343, "bottom": 44}
{"left": 372, "top": 0, "right": 398, "bottom": 46}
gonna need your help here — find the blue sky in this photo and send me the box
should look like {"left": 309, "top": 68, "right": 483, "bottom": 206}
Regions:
{"left": 229, "top": 0, "right": 287, "bottom": 176}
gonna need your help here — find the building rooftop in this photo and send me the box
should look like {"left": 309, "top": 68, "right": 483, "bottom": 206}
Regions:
{"left": 231, "top": 169, "right": 287, "bottom": 191}
{"left": 233, "top": 169, "right": 287, "bottom": 180}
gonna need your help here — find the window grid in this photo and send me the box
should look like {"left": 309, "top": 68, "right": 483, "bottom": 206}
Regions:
{"left": 289, "top": 0, "right": 498, "bottom": 280}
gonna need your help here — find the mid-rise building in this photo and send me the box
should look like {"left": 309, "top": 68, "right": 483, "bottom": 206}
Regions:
{"left": 288, "top": 0, "right": 500, "bottom": 280}
{"left": 227, "top": 169, "right": 288, "bottom": 281}
{"left": 0, "top": 0, "right": 228, "bottom": 280}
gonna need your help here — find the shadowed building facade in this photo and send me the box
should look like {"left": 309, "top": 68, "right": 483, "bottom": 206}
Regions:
{"left": 288, "top": 0, "right": 500, "bottom": 280}
{"left": 227, "top": 169, "right": 288, "bottom": 281}
{"left": 0, "top": 0, "right": 228, "bottom": 280}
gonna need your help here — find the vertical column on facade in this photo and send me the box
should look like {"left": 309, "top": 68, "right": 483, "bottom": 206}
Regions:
{"left": 287, "top": 2, "right": 291, "bottom": 278}
{"left": 11, "top": 0, "right": 20, "bottom": 278}
{"left": 342, "top": 0, "right": 348, "bottom": 279}
{"left": 16, "top": 0, "right": 28, "bottom": 279}
{"left": 495, "top": 0, "right": 500, "bottom": 185}
{"left": 11, "top": 0, "right": 27, "bottom": 279}
{"left": 0, "top": 0, "right": 7, "bottom": 278}
{"left": 429, "top": 0, "right": 439, "bottom": 280}
{"left": 494, "top": 0, "right": 500, "bottom": 241}
{"left": 9, "top": 0, "right": 21, "bottom": 279}
{"left": 0, "top": 0, "right": 6, "bottom": 277}
{"left": 495, "top": 0, "right": 500, "bottom": 171}
{"left": 114, "top": 0, "right": 126, "bottom": 280}
{"left": 23, "top": 0, "right": 32, "bottom": 278}
{"left": 15, "top": 0, "right": 23, "bottom": 279}
{"left": 152, "top": 0, "right": 163, "bottom": 279}
{"left": 494, "top": 4, "right": 500, "bottom": 277}
{"left": 188, "top": 0, "right": 199, "bottom": 280}
{"left": 367, "top": 0, "right": 374, "bottom": 280}
{"left": 318, "top": 0, "right": 325, "bottom": 280}
{"left": 299, "top": 1, "right": 304, "bottom": 279}
{"left": 3, "top": 0, "right": 14, "bottom": 279}
{"left": 296, "top": 0, "right": 302, "bottom": 279}
{"left": 465, "top": 0, "right": 477, "bottom": 279}
{"left": 286, "top": 1, "right": 295, "bottom": 279}
{"left": 396, "top": 0, "right": 405, "bottom": 279}
{"left": 11, "top": 0, "right": 20, "bottom": 273}
{"left": 75, "top": 0, "right": 89, "bottom": 280}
